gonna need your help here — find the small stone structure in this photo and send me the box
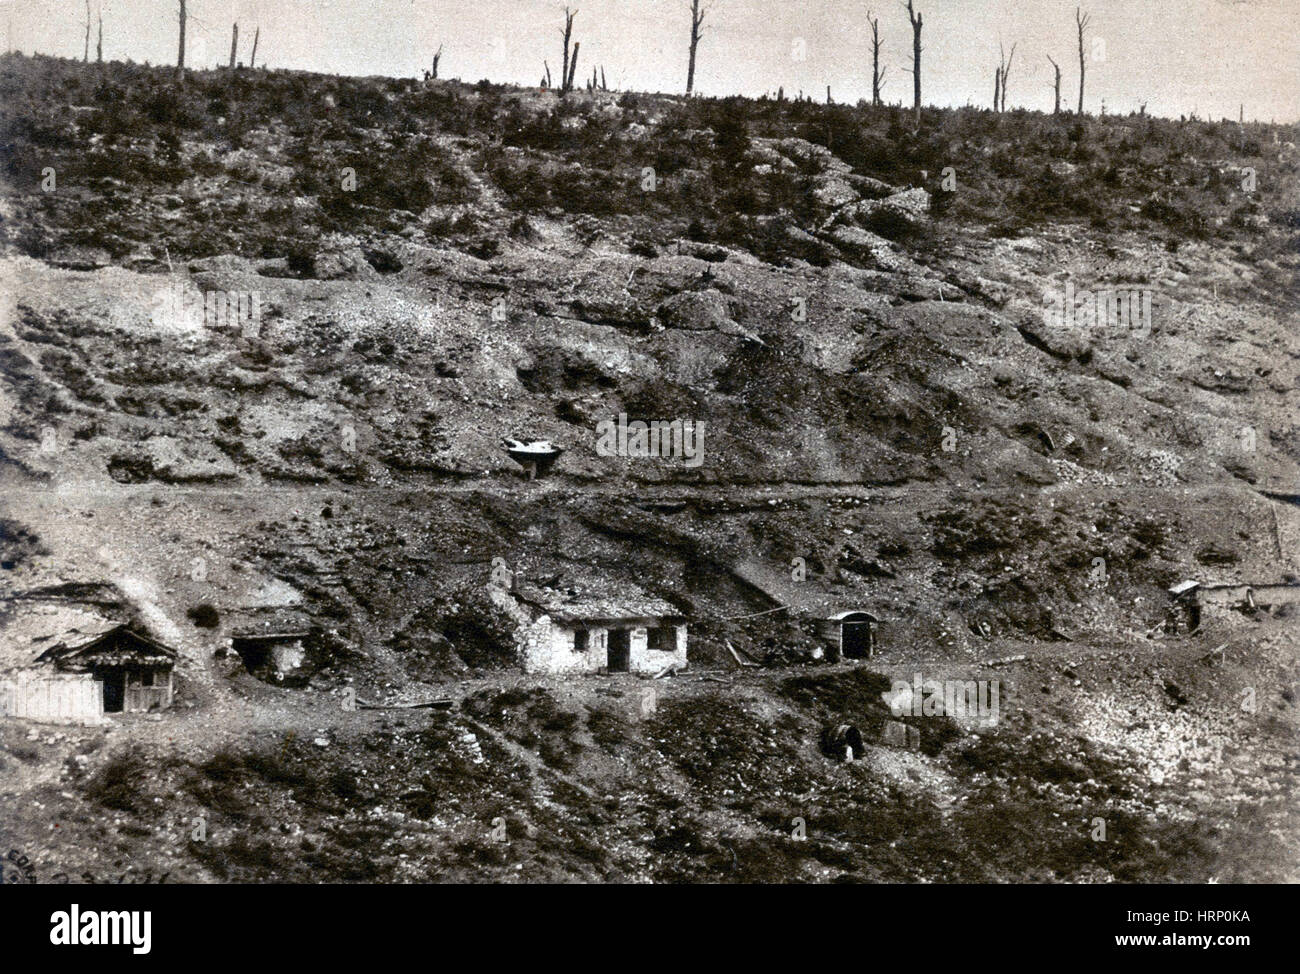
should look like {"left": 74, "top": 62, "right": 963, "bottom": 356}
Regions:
{"left": 879, "top": 720, "right": 922, "bottom": 750}
{"left": 506, "top": 583, "right": 687, "bottom": 676}
{"left": 1167, "top": 579, "right": 1300, "bottom": 632}
{"left": 230, "top": 627, "right": 313, "bottom": 685}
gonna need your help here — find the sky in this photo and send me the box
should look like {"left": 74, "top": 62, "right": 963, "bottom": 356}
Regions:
{"left": 3, "top": 0, "right": 1298, "bottom": 122}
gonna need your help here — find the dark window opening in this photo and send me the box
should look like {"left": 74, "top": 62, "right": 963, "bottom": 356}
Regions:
{"left": 140, "top": 670, "right": 154, "bottom": 687}
{"left": 647, "top": 626, "right": 676, "bottom": 651}
{"left": 573, "top": 629, "right": 590, "bottom": 652}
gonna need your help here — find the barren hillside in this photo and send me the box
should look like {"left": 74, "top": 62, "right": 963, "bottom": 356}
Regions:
{"left": 1, "top": 54, "right": 1297, "bottom": 883}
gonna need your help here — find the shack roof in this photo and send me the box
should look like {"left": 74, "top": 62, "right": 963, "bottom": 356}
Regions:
{"left": 515, "top": 581, "right": 682, "bottom": 624}
{"left": 226, "top": 608, "right": 313, "bottom": 640}
{"left": 826, "top": 609, "right": 881, "bottom": 623}
{"left": 231, "top": 630, "right": 311, "bottom": 643}
{"left": 37, "top": 624, "right": 177, "bottom": 669}
{"left": 1168, "top": 580, "right": 1201, "bottom": 596}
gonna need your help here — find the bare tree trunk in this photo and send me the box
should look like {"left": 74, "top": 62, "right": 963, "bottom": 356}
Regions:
{"left": 96, "top": 14, "right": 102, "bottom": 62}
{"left": 566, "top": 40, "right": 580, "bottom": 92}
{"left": 687, "top": 0, "right": 708, "bottom": 95}
{"left": 229, "top": 23, "right": 238, "bottom": 69}
{"left": 250, "top": 27, "right": 259, "bottom": 69}
{"left": 432, "top": 43, "right": 442, "bottom": 79}
{"left": 870, "top": 12, "right": 885, "bottom": 106}
{"left": 176, "top": 0, "right": 186, "bottom": 80}
{"left": 601, "top": 66, "right": 607, "bottom": 90}
{"left": 994, "top": 66, "right": 1001, "bottom": 111}
{"left": 1046, "top": 55, "right": 1061, "bottom": 115}
{"left": 560, "top": 8, "right": 576, "bottom": 93}
{"left": 909, "top": 0, "right": 920, "bottom": 127}
{"left": 1076, "top": 7, "right": 1090, "bottom": 115}
{"left": 83, "top": 0, "right": 90, "bottom": 62}
{"left": 998, "top": 42, "right": 1016, "bottom": 112}
{"left": 544, "top": 60, "right": 552, "bottom": 87}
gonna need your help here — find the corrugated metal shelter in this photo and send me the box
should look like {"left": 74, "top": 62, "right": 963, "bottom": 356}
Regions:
{"left": 818, "top": 610, "right": 880, "bottom": 661}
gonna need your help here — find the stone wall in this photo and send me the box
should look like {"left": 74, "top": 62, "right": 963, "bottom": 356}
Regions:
{"left": 631, "top": 623, "right": 687, "bottom": 675}
{"left": 1200, "top": 584, "right": 1300, "bottom": 609}
{"left": 519, "top": 618, "right": 687, "bottom": 675}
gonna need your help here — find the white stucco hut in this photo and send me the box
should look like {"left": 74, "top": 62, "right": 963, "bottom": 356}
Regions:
{"left": 511, "top": 584, "right": 687, "bottom": 676}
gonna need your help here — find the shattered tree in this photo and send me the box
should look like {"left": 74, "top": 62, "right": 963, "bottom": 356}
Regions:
{"left": 686, "top": 0, "right": 713, "bottom": 95}
{"left": 869, "top": 9, "right": 886, "bottom": 106}
{"left": 906, "top": 0, "right": 923, "bottom": 126}
{"left": 560, "top": 7, "right": 577, "bottom": 93}
{"left": 1076, "top": 6, "right": 1091, "bottom": 114}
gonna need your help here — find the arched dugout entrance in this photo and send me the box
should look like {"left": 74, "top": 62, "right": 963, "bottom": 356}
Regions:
{"left": 821, "top": 611, "right": 879, "bottom": 661}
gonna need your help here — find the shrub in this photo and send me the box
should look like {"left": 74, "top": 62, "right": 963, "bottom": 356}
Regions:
{"left": 187, "top": 603, "right": 220, "bottom": 628}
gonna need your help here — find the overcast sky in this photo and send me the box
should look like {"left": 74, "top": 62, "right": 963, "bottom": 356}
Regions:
{"left": 5, "top": 0, "right": 1298, "bottom": 121}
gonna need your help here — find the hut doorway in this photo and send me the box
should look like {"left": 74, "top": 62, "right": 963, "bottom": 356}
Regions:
{"left": 822, "top": 611, "right": 880, "bottom": 661}
{"left": 607, "top": 630, "right": 631, "bottom": 672}
{"left": 842, "top": 621, "right": 873, "bottom": 659}
{"left": 101, "top": 671, "right": 125, "bottom": 713}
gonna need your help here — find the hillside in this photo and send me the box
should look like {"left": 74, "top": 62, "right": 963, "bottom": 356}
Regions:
{"left": 0, "top": 53, "right": 1297, "bottom": 883}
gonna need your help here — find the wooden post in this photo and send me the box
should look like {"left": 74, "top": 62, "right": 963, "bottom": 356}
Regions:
{"left": 229, "top": 23, "right": 238, "bottom": 69}
{"left": 249, "top": 26, "right": 259, "bottom": 69}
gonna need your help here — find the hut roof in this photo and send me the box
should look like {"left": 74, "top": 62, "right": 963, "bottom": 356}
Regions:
{"left": 515, "top": 580, "right": 682, "bottom": 624}
{"left": 826, "top": 609, "right": 881, "bottom": 622}
{"left": 231, "top": 629, "right": 311, "bottom": 643}
{"left": 226, "top": 608, "right": 313, "bottom": 640}
{"left": 37, "top": 624, "right": 177, "bottom": 670}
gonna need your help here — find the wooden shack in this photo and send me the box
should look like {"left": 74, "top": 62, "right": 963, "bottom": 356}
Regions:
{"left": 36, "top": 625, "right": 176, "bottom": 714}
